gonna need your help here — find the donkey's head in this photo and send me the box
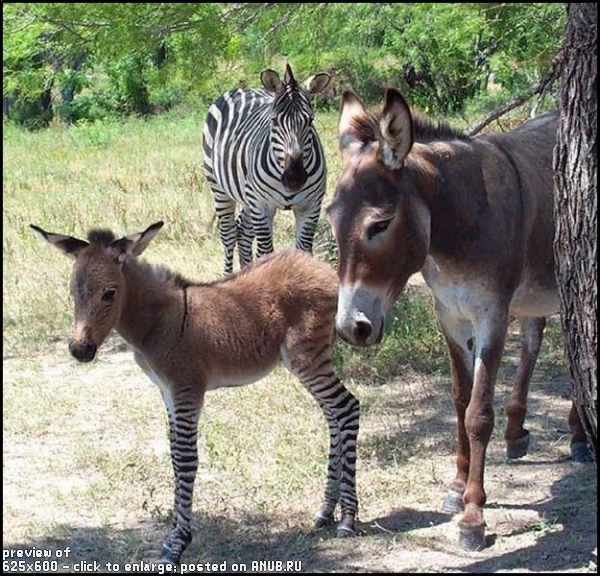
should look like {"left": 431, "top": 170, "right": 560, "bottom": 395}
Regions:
{"left": 31, "top": 221, "right": 164, "bottom": 362}
{"left": 261, "top": 63, "right": 331, "bottom": 192}
{"left": 327, "top": 89, "right": 435, "bottom": 347}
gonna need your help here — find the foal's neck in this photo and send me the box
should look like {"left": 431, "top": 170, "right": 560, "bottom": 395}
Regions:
{"left": 116, "top": 258, "right": 183, "bottom": 351}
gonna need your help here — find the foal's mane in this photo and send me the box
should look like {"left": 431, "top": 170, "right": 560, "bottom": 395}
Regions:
{"left": 350, "top": 108, "right": 469, "bottom": 146}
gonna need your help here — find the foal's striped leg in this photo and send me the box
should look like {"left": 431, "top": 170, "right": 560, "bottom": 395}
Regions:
{"left": 284, "top": 330, "right": 360, "bottom": 536}
{"left": 159, "top": 386, "right": 203, "bottom": 564}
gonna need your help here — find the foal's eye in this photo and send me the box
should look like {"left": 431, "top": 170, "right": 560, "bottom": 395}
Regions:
{"left": 366, "top": 219, "right": 393, "bottom": 240}
{"left": 102, "top": 289, "right": 116, "bottom": 303}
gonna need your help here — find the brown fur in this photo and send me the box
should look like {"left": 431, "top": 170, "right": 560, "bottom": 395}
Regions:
{"left": 330, "top": 89, "right": 591, "bottom": 550}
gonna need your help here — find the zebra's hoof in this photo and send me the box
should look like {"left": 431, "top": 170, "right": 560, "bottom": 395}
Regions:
{"left": 506, "top": 430, "right": 530, "bottom": 460}
{"left": 314, "top": 511, "right": 336, "bottom": 530}
{"left": 571, "top": 441, "right": 593, "bottom": 463}
{"left": 159, "top": 546, "right": 180, "bottom": 566}
{"left": 458, "top": 522, "right": 486, "bottom": 551}
{"left": 336, "top": 513, "right": 357, "bottom": 538}
{"left": 441, "top": 489, "right": 465, "bottom": 515}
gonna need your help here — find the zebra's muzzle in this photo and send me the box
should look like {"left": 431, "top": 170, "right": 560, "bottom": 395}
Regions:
{"left": 282, "top": 157, "right": 307, "bottom": 192}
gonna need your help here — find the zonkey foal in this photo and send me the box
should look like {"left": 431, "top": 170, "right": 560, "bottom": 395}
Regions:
{"left": 31, "top": 221, "right": 360, "bottom": 564}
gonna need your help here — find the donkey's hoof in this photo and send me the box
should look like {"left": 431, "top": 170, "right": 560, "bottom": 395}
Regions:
{"left": 506, "top": 430, "right": 530, "bottom": 460}
{"left": 314, "top": 511, "right": 336, "bottom": 530}
{"left": 571, "top": 441, "right": 593, "bottom": 463}
{"left": 336, "top": 513, "right": 357, "bottom": 538}
{"left": 458, "top": 522, "right": 486, "bottom": 551}
{"left": 441, "top": 489, "right": 465, "bottom": 515}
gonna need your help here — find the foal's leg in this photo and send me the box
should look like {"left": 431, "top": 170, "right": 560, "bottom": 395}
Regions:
{"left": 159, "top": 382, "right": 203, "bottom": 564}
{"left": 459, "top": 306, "right": 509, "bottom": 551}
{"left": 436, "top": 301, "right": 474, "bottom": 516}
{"left": 504, "top": 317, "right": 546, "bottom": 459}
{"left": 283, "top": 328, "right": 360, "bottom": 536}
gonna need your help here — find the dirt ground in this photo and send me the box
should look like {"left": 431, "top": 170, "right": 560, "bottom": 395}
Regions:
{"left": 3, "top": 304, "right": 597, "bottom": 573}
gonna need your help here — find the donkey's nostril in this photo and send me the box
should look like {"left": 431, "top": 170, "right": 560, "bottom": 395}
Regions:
{"left": 353, "top": 319, "right": 372, "bottom": 343}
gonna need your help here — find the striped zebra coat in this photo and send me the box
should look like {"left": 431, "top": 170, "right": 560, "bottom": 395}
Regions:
{"left": 203, "top": 64, "right": 331, "bottom": 273}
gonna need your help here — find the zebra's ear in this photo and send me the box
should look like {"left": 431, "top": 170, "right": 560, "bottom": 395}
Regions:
{"left": 108, "top": 221, "right": 164, "bottom": 262}
{"left": 304, "top": 73, "right": 331, "bottom": 96}
{"left": 261, "top": 69, "right": 282, "bottom": 94}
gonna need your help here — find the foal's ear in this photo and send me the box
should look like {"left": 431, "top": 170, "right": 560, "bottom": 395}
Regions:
{"left": 30, "top": 224, "right": 89, "bottom": 259}
{"left": 303, "top": 73, "right": 331, "bottom": 96}
{"left": 339, "top": 90, "right": 372, "bottom": 160}
{"left": 378, "top": 88, "right": 414, "bottom": 170}
{"left": 261, "top": 69, "right": 282, "bottom": 93}
{"left": 109, "top": 221, "right": 164, "bottom": 262}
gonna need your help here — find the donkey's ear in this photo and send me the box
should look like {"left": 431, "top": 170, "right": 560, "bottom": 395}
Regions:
{"left": 30, "top": 224, "right": 89, "bottom": 259}
{"left": 261, "top": 69, "right": 282, "bottom": 93}
{"left": 339, "top": 90, "right": 371, "bottom": 159}
{"left": 378, "top": 88, "right": 413, "bottom": 169}
{"left": 304, "top": 73, "right": 331, "bottom": 96}
{"left": 109, "top": 221, "right": 164, "bottom": 262}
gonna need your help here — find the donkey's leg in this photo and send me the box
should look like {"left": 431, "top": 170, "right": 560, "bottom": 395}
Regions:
{"left": 459, "top": 305, "right": 509, "bottom": 551}
{"left": 569, "top": 402, "right": 593, "bottom": 463}
{"left": 236, "top": 206, "right": 255, "bottom": 268}
{"left": 283, "top": 329, "right": 360, "bottom": 537}
{"left": 504, "top": 317, "right": 546, "bottom": 459}
{"left": 293, "top": 199, "right": 322, "bottom": 254}
{"left": 250, "top": 202, "right": 276, "bottom": 259}
{"left": 214, "top": 191, "right": 237, "bottom": 275}
{"left": 159, "top": 383, "right": 203, "bottom": 564}
{"left": 436, "top": 301, "right": 474, "bottom": 516}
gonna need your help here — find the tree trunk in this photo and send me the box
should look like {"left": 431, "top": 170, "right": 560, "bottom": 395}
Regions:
{"left": 553, "top": 3, "right": 597, "bottom": 459}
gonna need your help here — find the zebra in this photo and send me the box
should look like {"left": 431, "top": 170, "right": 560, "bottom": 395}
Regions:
{"left": 202, "top": 64, "right": 331, "bottom": 273}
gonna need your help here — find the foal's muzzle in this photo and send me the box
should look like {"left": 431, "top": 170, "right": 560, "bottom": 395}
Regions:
{"left": 69, "top": 339, "right": 97, "bottom": 363}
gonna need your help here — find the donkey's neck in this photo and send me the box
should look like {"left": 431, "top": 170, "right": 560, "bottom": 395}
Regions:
{"left": 116, "top": 258, "right": 183, "bottom": 351}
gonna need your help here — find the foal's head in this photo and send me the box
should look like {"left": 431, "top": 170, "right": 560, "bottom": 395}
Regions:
{"left": 327, "top": 89, "right": 436, "bottom": 347}
{"left": 261, "top": 63, "right": 330, "bottom": 192}
{"left": 31, "top": 221, "right": 163, "bottom": 362}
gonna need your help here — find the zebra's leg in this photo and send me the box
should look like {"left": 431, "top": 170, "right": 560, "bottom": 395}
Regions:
{"left": 250, "top": 203, "right": 276, "bottom": 259}
{"left": 236, "top": 206, "right": 255, "bottom": 268}
{"left": 214, "top": 191, "right": 237, "bottom": 274}
{"left": 159, "top": 385, "right": 203, "bottom": 565}
{"left": 293, "top": 199, "right": 323, "bottom": 254}
{"left": 283, "top": 328, "right": 360, "bottom": 537}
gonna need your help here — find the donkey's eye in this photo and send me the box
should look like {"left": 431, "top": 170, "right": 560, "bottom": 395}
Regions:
{"left": 367, "top": 219, "right": 393, "bottom": 240}
{"left": 102, "top": 289, "right": 116, "bottom": 302}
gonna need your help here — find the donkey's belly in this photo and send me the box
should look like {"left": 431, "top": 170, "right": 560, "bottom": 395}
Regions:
{"left": 509, "top": 280, "right": 559, "bottom": 318}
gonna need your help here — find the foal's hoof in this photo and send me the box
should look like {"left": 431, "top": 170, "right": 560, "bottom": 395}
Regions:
{"left": 458, "top": 521, "right": 486, "bottom": 551}
{"left": 441, "top": 489, "right": 465, "bottom": 515}
{"left": 159, "top": 546, "right": 180, "bottom": 566}
{"left": 506, "top": 430, "right": 530, "bottom": 460}
{"left": 571, "top": 441, "right": 593, "bottom": 463}
{"left": 336, "top": 513, "right": 357, "bottom": 538}
{"left": 314, "top": 511, "right": 336, "bottom": 530}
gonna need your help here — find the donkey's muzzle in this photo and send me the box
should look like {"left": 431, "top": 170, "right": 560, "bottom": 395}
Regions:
{"left": 69, "top": 339, "right": 97, "bottom": 363}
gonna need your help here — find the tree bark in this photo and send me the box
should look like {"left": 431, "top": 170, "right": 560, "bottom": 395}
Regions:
{"left": 553, "top": 3, "right": 597, "bottom": 459}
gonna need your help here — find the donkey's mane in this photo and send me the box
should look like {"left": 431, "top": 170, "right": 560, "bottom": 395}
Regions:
{"left": 350, "top": 108, "right": 469, "bottom": 145}
{"left": 87, "top": 228, "right": 116, "bottom": 245}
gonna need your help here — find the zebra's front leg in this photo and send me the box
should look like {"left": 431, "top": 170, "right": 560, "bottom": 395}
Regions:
{"left": 293, "top": 201, "right": 322, "bottom": 254}
{"left": 250, "top": 203, "right": 276, "bottom": 259}
{"left": 215, "top": 196, "right": 237, "bottom": 275}
{"left": 236, "top": 206, "right": 255, "bottom": 268}
{"left": 160, "top": 395, "right": 202, "bottom": 564}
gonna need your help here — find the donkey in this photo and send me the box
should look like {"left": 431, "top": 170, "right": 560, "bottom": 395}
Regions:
{"left": 31, "top": 221, "right": 360, "bottom": 564}
{"left": 326, "top": 88, "right": 591, "bottom": 550}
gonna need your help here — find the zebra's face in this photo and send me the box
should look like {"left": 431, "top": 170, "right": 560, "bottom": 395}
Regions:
{"left": 262, "top": 64, "right": 331, "bottom": 192}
